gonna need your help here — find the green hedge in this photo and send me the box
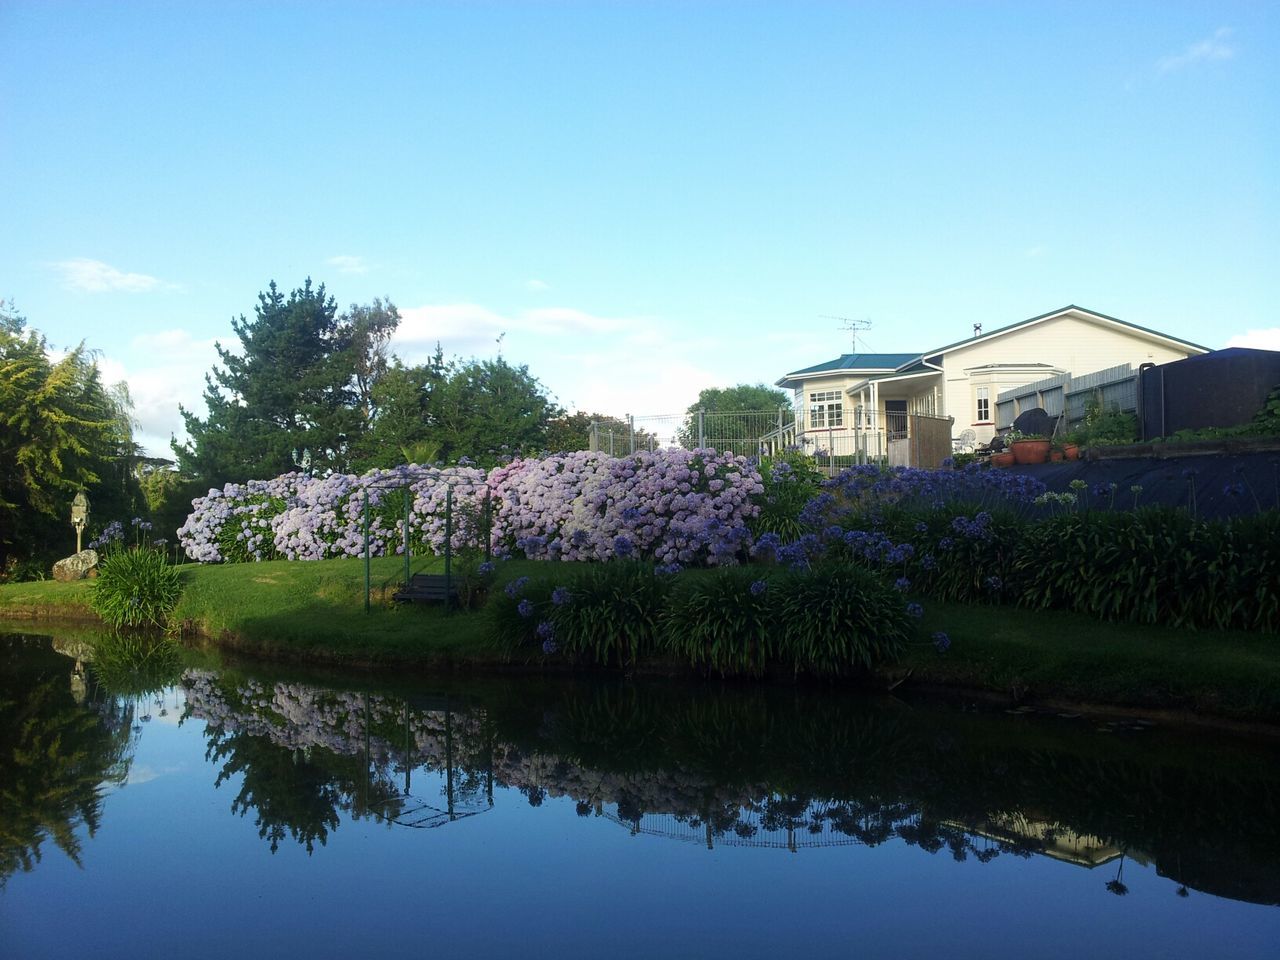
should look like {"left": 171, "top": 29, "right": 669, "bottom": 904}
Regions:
{"left": 492, "top": 561, "right": 916, "bottom": 676}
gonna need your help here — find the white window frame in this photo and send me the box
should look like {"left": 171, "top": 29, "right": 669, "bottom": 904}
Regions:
{"left": 808, "top": 390, "right": 844, "bottom": 429}
{"left": 975, "top": 386, "right": 990, "bottom": 423}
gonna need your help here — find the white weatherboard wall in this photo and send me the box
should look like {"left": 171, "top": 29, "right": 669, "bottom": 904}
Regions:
{"left": 938, "top": 313, "right": 1198, "bottom": 442}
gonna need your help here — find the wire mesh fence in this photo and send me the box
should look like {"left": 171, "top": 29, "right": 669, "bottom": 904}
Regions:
{"left": 590, "top": 408, "right": 800, "bottom": 459}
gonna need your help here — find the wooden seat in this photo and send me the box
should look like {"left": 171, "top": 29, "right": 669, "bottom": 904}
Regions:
{"left": 393, "top": 573, "right": 460, "bottom": 604}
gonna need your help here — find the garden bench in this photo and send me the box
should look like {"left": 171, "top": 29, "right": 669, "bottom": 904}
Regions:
{"left": 393, "top": 573, "right": 460, "bottom": 604}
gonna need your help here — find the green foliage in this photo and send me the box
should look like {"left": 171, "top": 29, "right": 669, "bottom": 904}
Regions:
{"left": 1078, "top": 394, "right": 1138, "bottom": 446}
{"left": 774, "top": 565, "right": 912, "bottom": 675}
{"left": 492, "top": 563, "right": 671, "bottom": 666}
{"left": 355, "top": 353, "right": 564, "bottom": 469}
{"left": 0, "top": 302, "right": 142, "bottom": 570}
{"left": 751, "top": 451, "right": 824, "bottom": 541}
{"left": 663, "top": 568, "right": 774, "bottom": 675}
{"left": 1010, "top": 508, "right": 1280, "bottom": 631}
{"left": 551, "top": 563, "right": 671, "bottom": 666}
{"left": 89, "top": 547, "right": 183, "bottom": 629}
{"left": 430, "top": 356, "right": 564, "bottom": 464}
{"left": 174, "top": 280, "right": 402, "bottom": 484}
{"left": 543, "top": 411, "right": 658, "bottom": 454}
{"left": 676, "top": 382, "right": 791, "bottom": 450}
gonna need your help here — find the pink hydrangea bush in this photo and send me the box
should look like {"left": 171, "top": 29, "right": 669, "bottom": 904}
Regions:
{"left": 179, "top": 448, "right": 765, "bottom": 567}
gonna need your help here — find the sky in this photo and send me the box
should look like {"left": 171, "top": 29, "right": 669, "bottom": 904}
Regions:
{"left": 2, "top": 0, "right": 1277, "bottom": 457}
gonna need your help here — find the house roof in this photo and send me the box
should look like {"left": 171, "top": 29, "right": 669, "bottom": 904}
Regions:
{"left": 777, "top": 305, "right": 1210, "bottom": 389}
{"left": 776, "top": 353, "right": 923, "bottom": 388}
{"left": 922, "top": 305, "right": 1211, "bottom": 360}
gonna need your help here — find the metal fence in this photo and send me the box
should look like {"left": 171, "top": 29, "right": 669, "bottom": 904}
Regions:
{"left": 590, "top": 408, "right": 798, "bottom": 459}
{"left": 996, "top": 364, "right": 1137, "bottom": 433}
{"left": 588, "top": 408, "right": 953, "bottom": 472}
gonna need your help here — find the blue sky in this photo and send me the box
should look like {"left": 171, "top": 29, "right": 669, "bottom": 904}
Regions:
{"left": 2, "top": 1, "right": 1276, "bottom": 456}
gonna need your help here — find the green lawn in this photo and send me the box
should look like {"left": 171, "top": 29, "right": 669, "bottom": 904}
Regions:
{"left": 907, "top": 600, "right": 1280, "bottom": 723}
{"left": 4, "top": 556, "right": 1280, "bottom": 723}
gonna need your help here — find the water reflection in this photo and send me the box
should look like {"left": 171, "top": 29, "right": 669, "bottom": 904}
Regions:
{"left": 176, "top": 664, "right": 1280, "bottom": 907}
{"left": 6, "top": 630, "right": 1280, "bottom": 912}
{"left": 0, "top": 637, "right": 135, "bottom": 886}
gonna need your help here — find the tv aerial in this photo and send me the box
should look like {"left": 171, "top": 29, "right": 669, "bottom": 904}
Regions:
{"left": 820, "top": 315, "right": 873, "bottom": 353}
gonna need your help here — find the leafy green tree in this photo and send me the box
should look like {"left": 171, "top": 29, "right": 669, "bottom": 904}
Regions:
{"left": 431, "top": 357, "right": 563, "bottom": 464}
{"left": 174, "top": 280, "right": 361, "bottom": 484}
{"left": 677, "top": 383, "right": 791, "bottom": 452}
{"left": 343, "top": 297, "right": 400, "bottom": 428}
{"left": 0, "top": 303, "right": 138, "bottom": 570}
{"left": 347, "top": 351, "right": 447, "bottom": 470}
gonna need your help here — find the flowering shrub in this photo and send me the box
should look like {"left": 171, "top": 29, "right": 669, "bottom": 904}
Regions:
{"left": 179, "top": 448, "right": 765, "bottom": 568}
{"left": 179, "top": 466, "right": 490, "bottom": 563}
{"left": 491, "top": 448, "right": 764, "bottom": 567}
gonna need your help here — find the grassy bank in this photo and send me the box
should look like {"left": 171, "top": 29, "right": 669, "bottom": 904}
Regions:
{"left": 4, "top": 557, "right": 1280, "bottom": 723}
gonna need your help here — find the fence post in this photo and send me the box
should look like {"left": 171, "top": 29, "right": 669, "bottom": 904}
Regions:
{"left": 589, "top": 420, "right": 599, "bottom": 452}
{"left": 628, "top": 414, "right": 635, "bottom": 455}
{"left": 402, "top": 483, "right": 411, "bottom": 587}
{"left": 444, "top": 485, "right": 453, "bottom": 612}
{"left": 777, "top": 405, "right": 784, "bottom": 453}
{"left": 483, "top": 487, "right": 492, "bottom": 564}
{"left": 698, "top": 408, "right": 705, "bottom": 449}
{"left": 363, "top": 488, "right": 371, "bottom": 614}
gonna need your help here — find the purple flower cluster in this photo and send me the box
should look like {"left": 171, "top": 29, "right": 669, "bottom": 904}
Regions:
{"left": 179, "top": 448, "right": 765, "bottom": 567}
{"left": 490, "top": 448, "right": 765, "bottom": 567}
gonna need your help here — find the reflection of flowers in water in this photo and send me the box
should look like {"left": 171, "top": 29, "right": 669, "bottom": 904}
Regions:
{"left": 179, "top": 669, "right": 1038, "bottom": 864}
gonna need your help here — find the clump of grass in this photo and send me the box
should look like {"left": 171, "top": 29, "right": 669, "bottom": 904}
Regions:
{"left": 89, "top": 547, "right": 182, "bottom": 629}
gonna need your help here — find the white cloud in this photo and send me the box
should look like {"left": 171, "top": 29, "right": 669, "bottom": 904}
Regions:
{"left": 326, "top": 254, "right": 369, "bottom": 275}
{"left": 1158, "top": 27, "right": 1235, "bottom": 73}
{"left": 1225, "top": 328, "right": 1280, "bottom": 351}
{"left": 1025, "top": 245, "right": 1046, "bottom": 259}
{"left": 392, "top": 303, "right": 635, "bottom": 364}
{"left": 526, "top": 278, "right": 551, "bottom": 292}
{"left": 94, "top": 329, "right": 222, "bottom": 457}
{"left": 54, "top": 258, "right": 166, "bottom": 293}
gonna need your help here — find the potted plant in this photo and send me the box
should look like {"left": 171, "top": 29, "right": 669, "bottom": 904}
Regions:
{"left": 1006, "top": 429, "right": 1051, "bottom": 465}
{"left": 1061, "top": 431, "right": 1082, "bottom": 460}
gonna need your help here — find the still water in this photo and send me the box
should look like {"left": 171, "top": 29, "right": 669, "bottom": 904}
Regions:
{"left": 3, "top": 628, "right": 1280, "bottom": 960}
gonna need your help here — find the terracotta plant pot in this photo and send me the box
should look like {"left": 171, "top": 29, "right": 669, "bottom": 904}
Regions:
{"left": 1063, "top": 443, "right": 1080, "bottom": 461}
{"left": 991, "top": 451, "right": 1016, "bottom": 467}
{"left": 1050, "top": 449, "right": 1065, "bottom": 462}
{"left": 1010, "top": 439, "right": 1051, "bottom": 465}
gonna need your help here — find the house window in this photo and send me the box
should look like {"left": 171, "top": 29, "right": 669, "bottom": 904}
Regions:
{"left": 976, "top": 387, "right": 990, "bottom": 422}
{"left": 809, "top": 390, "right": 844, "bottom": 429}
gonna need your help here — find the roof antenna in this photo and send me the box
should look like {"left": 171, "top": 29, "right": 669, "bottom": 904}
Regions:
{"left": 973, "top": 323, "right": 983, "bottom": 338}
{"left": 821, "top": 315, "right": 872, "bottom": 353}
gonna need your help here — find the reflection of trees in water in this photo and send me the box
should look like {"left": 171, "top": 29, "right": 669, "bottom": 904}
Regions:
{"left": 0, "top": 637, "right": 135, "bottom": 886}
{"left": 178, "top": 667, "right": 1280, "bottom": 905}
{"left": 203, "top": 727, "right": 405, "bottom": 853}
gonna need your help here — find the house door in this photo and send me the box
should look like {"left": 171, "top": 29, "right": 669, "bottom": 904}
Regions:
{"left": 885, "top": 400, "right": 908, "bottom": 440}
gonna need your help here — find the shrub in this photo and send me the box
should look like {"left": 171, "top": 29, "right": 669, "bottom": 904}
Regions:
{"left": 89, "top": 546, "right": 182, "bottom": 629}
{"left": 663, "top": 568, "right": 776, "bottom": 676}
{"left": 751, "top": 452, "right": 824, "bottom": 542}
{"left": 774, "top": 565, "right": 912, "bottom": 675}
{"left": 549, "top": 562, "right": 672, "bottom": 667}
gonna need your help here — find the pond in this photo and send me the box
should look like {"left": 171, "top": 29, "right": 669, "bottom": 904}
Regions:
{"left": 3, "top": 627, "right": 1280, "bottom": 959}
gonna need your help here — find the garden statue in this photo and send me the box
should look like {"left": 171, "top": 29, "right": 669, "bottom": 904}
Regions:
{"left": 71, "top": 491, "right": 89, "bottom": 553}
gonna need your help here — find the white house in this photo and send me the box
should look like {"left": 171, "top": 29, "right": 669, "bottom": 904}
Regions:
{"left": 775, "top": 305, "right": 1209, "bottom": 458}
